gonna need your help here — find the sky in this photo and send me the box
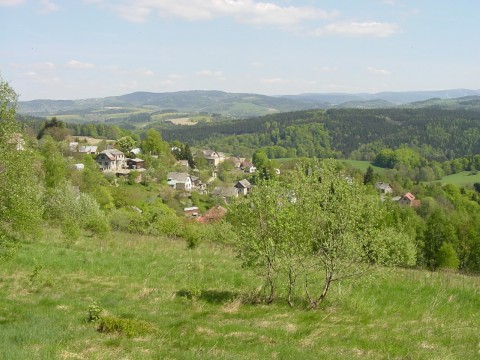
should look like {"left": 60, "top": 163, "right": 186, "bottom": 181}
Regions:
{"left": 0, "top": 0, "right": 479, "bottom": 101}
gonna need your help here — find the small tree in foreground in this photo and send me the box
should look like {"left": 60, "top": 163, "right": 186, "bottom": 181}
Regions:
{"left": 0, "top": 78, "right": 43, "bottom": 260}
{"left": 229, "top": 159, "right": 416, "bottom": 308}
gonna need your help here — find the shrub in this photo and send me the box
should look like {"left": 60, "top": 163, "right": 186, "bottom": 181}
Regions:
{"left": 436, "top": 242, "right": 460, "bottom": 270}
{"left": 87, "top": 301, "right": 102, "bottom": 323}
{"left": 97, "top": 316, "right": 155, "bottom": 337}
{"left": 150, "top": 215, "right": 184, "bottom": 237}
{"left": 183, "top": 222, "right": 204, "bottom": 249}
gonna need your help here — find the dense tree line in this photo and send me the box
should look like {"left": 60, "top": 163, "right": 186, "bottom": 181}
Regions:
{"left": 160, "top": 108, "right": 480, "bottom": 161}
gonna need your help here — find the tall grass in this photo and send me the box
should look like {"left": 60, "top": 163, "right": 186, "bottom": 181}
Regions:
{"left": 1, "top": 230, "right": 479, "bottom": 359}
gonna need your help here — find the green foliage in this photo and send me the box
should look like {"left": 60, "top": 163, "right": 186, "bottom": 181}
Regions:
{"left": 183, "top": 222, "right": 204, "bottom": 249}
{"left": 115, "top": 136, "right": 136, "bottom": 154}
{"left": 363, "top": 165, "right": 376, "bottom": 185}
{"left": 436, "top": 242, "right": 460, "bottom": 270}
{"left": 0, "top": 77, "right": 43, "bottom": 260}
{"left": 162, "top": 108, "right": 480, "bottom": 162}
{"left": 87, "top": 301, "right": 102, "bottom": 323}
{"left": 141, "top": 128, "right": 168, "bottom": 155}
{"left": 44, "top": 181, "right": 110, "bottom": 239}
{"left": 229, "top": 159, "right": 416, "bottom": 307}
{"left": 37, "top": 117, "right": 71, "bottom": 141}
{"left": 40, "top": 136, "right": 68, "bottom": 188}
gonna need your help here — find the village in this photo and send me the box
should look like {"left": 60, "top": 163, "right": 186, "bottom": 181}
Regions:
{"left": 66, "top": 136, "right": 421, "bottom": 224}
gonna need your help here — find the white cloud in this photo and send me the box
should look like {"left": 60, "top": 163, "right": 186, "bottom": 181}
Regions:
{"left": 134, "top": 67, "right": 154, "bottom": 76}
{"left": 39, "top": 0, "right": 59, "bottom": 13}
{"left": 106, "top": 0, "right": 337, "bottom": 27}
{"left": 312, "top": 21, "right": 400, "bottom": 37}
{"left": 196, "top": 70, "right": 225, "bottom": 80}
{"left": 66, "top": 60, "right": 95, "bottom": 69}
{"left": 0, "top": 0, "right": 24, "bottom": 6}
{"left": 367, "top": 66, "right": 391, "bottom": 75}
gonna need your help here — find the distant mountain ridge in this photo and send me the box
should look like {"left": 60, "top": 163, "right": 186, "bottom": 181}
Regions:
{"left": 18, "top": 89, "right": 480, "bottom": 119}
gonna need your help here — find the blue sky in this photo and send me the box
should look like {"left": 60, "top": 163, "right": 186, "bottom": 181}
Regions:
{"left": 1, "top": 0, "right": 478, "bottom": 100}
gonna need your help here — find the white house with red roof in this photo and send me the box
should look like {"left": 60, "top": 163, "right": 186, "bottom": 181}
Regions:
{"left": 397, "top": 192, "right": 421, "bottom": 207}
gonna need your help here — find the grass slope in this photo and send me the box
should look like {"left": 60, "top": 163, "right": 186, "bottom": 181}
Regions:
{"left": 1, "top": 231, "right": 479, "bottom": 359}
{"left": 437, "top": 171, "right": 480, "bottom": 187}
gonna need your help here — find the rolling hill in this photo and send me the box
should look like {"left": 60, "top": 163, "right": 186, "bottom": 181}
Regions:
{"left": 18, "top": 89, "right": 480, "bottom": 120}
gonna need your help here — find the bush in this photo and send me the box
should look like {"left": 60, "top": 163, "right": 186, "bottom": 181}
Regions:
{"left": 97, "top": 316, "right": 155, "bottom": 337}
{"left": 87, "top": 301, "right": 102, "bottom": 323}
{"left": 183, "top": 222, "right": 204, "bottom": 249}
{"left": 436, "top": 242, "right": 460, "bottom": 270}
{"left": 150, "top": 215, "right": 184, "bottom": 237}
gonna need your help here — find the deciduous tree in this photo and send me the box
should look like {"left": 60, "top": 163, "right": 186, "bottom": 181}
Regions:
{"left": 0, "top": 78, "right": 43, "bottom": 259}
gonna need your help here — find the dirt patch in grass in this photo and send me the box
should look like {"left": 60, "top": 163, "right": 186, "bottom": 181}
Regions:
{"left": 221, "top": 299, "right": 242, "bottom": 314}
{"left": 168, "top": 118, "right": 198, "bottom": 126}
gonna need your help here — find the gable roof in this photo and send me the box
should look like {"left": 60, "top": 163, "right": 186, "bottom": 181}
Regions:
{"left": 167, "top": 172, "right": 190, "bottom": 182}
{"left": 197, "top": 205, "right": 227, "bottom": 223}
{"left": 375, "top": 182, "right": 391, "bottom": 190}
{"left": 98, "top": 149, "right": 124, "bottom": 160}
{"left": 235, "top": 179, "right": 252, "bottom": 188}
{"left": 79, "top": 145, "right": 98, "bottom": 153}
{"left": 212, "top": 186, "right": 238, "bottom": 197}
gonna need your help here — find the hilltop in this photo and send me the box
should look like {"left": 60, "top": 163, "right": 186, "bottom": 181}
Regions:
{"left": 18, "top": 89, "right": 480, "bottom": 120}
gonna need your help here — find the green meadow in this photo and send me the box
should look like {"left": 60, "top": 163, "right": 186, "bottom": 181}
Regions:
{"left": 437, "top": 171, "right": 480, "bottom": 187}
{"left": 1, "top": 231, "right": 480, "bottom": 359}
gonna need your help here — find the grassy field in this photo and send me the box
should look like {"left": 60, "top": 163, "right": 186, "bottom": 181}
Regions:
{"left": 1, "top": 231, "right": 480, "bottom": 359}
{"left": 437, "top": 171, "right": 480, "bottom": 187}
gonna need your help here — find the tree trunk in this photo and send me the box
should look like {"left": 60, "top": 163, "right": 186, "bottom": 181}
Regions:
{"left": 309, "top": 272, "right": 333, "bottom": 309}
{"left": 266, "top": 260, "right": 275, "bottom": 304}
{"left": 287, "top": 267, "right": 296, "bottom": 307}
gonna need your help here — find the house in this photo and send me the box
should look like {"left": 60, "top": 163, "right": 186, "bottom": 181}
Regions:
{"left": 69, "top": 142, "right": 79, "bottom": 152}
{"left": 177, "top": 160, "right": 189, "bottom": 168}
{"left": 375, "top": 182, "right": 393, "bottom": 194}
{"left": 79, "top": 145, "right": 98, "bottom": 155}
{"left": 131, "top": 148, "right": 142, "bottom": 156}
{"left": 167, "top": 172, "right": 192, "bottom": 191}
{"left": 96, "top": 149, "right": 126, "bottom": 171}
{"left": 240, "top": 161, "right": 256, "bottom": 173}
{"left": 397, "top": 192, "right": 421, "bottom": 207}
{"left": 196, "top": 205, "right": 227, "bottom": 224}
{"left": 228, "top": 156, "right": 245, "bottom": 169}
{"left": 127, "top": 158, "right": 145, "bottom": 170}
{"left": 203, "top": 149, "right": 225, "bottom": 167}
{"left": 72, "top": 163, "right": 84, "bottom": 170}
{"left": 184, "top": 206, "right": 199, "bottom": 217}
{"left": 234, "top": 179, "right": 252, "bottom": 195}
{"left": 191, "top": 176, "right": 207, "bottom": 192}
{"left": 245, "top": 165, "right": 256, "bottom": 174}
{"left": 211, "top": 186, "right": 239, "bottom": 203}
